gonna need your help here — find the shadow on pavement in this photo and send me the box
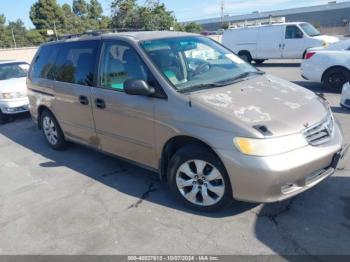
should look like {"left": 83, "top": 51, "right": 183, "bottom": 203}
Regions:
{"left": 332, "top": 106, "right": 350, "bottom": 115}
{"left": 258, "top": 62, "right": 301, "bottom": 68}
{"left": 0, "top": 116, "right": 256, "bottom": 218}
{"left": 255, "top": 176, "right": 350, "bottom": 257}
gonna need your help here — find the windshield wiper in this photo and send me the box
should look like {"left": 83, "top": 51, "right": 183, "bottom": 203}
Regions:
{"left": 178, "top": 71, "right": 265, "bottom": 93}
{"left": 179, "top": 83, "right": 223, "bottom": 93}
{"left": 216, "top": 71, "right": 265, "bottom": 86}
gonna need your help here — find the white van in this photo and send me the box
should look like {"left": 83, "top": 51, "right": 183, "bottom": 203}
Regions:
{"left": 222, "top": 22, "right": 339, "bottom": 64}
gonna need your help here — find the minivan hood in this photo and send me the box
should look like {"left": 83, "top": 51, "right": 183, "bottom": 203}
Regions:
{"left": 190, "top": 74, "right": 329, "bottom": 137}
{"left": 0, "top": 77, "right": 27, "bottom": 93}
{"left": 312, "top": 35, "right": 339, "bottom": 44}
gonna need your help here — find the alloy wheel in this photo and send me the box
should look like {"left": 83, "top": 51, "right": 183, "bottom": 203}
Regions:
{"left": 176, "top": 159, "right": 225, "bottom": 206}
{"left": 42, "top": 116, "right": 58, "bottom": 145}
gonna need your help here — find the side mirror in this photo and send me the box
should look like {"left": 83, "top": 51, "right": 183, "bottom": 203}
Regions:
{"left": 124, "top": 79, "right": 155, "bottom": 96}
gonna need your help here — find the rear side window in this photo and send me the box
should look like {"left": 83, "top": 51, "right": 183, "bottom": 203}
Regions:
{"left": 54, "top": 41, "right": 99, "bottom": 86}
{"left": 30, "top": 44, "right": 60, "bottom": 79}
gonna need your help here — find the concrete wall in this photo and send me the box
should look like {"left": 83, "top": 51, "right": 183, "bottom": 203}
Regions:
{"left": 0, "top": 47, "right": 38, "bottom": 63}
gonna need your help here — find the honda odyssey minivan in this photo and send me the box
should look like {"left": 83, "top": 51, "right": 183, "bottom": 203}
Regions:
{"left": 27, "top": 31, "right": 348, "bottom": 211}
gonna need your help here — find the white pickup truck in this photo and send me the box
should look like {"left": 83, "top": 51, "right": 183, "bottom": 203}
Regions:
{"left": 222, "top": 22, "right": 339, "bottom": 64}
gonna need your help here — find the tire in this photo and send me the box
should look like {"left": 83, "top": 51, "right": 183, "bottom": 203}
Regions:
{"left": 238, "top": 51, "right": 252, "bottom": 63}
{"left": 167, "top": 145, "right": 233, "bottom": 212}
{"left": 254, "top": 59, "right": 265, "bottom": 65}
{"left": 0, "top": 111, "right": 11, "bottom": 124}
{"left": 322, "top": 67, "right": 350, "bottom": 93}
{"left": 40, "top": 110, "right": 67, "bottom": 150}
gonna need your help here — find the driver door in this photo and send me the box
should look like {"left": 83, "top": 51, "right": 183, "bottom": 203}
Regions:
{"left": 91, "top": 40, "right": 158, "bottom": 168}
{"left": 282, "top": 25, "right": 305, "bottom": 59}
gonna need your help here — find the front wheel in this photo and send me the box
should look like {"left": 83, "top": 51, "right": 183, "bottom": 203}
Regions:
{"left": 167, "top": 145, "right": 233, "bottom": 212}
{"left": 41, "top": 110, "right": 67, "bottom": 150}
{"left": 322, "top": 68, "right": 350, "bottom": 93}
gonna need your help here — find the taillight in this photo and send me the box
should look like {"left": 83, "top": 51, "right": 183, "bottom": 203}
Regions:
{"left": 304, "top": 52, "right": 316, "bottom": 60}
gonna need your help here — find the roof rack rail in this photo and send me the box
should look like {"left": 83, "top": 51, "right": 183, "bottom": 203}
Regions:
{"left": 228, "top": 16, "right": 286, "bottom": 29}
{"left": 55, "top": 28, "right": 148, "bottom": 41}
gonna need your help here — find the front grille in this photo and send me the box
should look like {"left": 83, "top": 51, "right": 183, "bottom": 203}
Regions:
{"left": 303, "top": 114, "right": 334, "bottom": 146}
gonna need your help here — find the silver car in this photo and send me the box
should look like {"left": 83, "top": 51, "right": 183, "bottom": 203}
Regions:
{"left": 0, "top": 61, "right": 30, "bottom": 121}
{"left": 27, "top": 31, "right": 348, "bottom": 211}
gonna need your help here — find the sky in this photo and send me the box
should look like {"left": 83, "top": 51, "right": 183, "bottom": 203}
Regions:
{"left": 1, "top": 0, "right": 349, "bottom": 28}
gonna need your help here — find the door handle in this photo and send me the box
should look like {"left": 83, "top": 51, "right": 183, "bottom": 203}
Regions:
{"left": 95, "top": 98, "right": 106, "bottom": 109}
{"left": 79, "top": 95, "right": 89, "bottom": 105}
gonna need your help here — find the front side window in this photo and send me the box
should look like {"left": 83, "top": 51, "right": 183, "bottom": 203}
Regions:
{"left": 285, "top": 26, "right": 303, "bottom": 39}
{"left": 99, "top": 41, "right": 149, "bottom": 90}
{"left": 300, "top": 23, "right": 320, "bottom": 37}
{"left": 0, "top": 62, "right": 29, "bottom": 80}
{"left": 140, "top": 36, "right": 259, "bottom": 93}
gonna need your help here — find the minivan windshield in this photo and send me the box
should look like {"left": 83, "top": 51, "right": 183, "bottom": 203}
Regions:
{"left": 140, "top": 36, "right": 261, "bottom": 93}
{"left": 300, "top": 23, "right": 320, "bottom": 37}
{"left": 0, "top": 62, "right": 29, "bottom": 80}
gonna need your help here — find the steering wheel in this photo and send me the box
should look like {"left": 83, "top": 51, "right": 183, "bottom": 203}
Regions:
{"left": 195, "top": 61, "right": 211, "bottom": 75}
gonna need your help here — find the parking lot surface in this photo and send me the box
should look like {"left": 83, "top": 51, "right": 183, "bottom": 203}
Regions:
{"left": 0, "top": 60, "right": 349, "bottom": 255}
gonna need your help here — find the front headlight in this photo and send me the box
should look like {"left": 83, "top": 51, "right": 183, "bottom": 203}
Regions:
{"left": 0, "top": 92, "right": 26, "bottom": 99}
{"left": 323, "top": 41, "right": 329, "bottom": 48}
{"left": 234, "top": 134, "right": 308, "bottom": 157}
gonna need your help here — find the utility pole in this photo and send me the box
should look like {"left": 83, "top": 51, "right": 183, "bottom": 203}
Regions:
{"left": 53, "top": 20, "right": 58, "bottom": 40}
{"left": 221, "top": 0, "right": 224, "bottom": 27}
{"left": 11, "top": 27, "right": 16, "bottom": 48}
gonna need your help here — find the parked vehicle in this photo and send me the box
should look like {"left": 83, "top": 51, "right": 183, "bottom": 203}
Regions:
{"left": 341, "top": 82, "right": 350, "bottom": 109}
{"left": 27, "top": 31, "right": 347, "bottom": 211}
{"left": 0, "top": 60, "right": 30, "bottom": 121}
{"left": 301, "top": 39, "right": 350, "bottom": 92}
{"left": 222, "top": 22, "right": 339, "bottom": 64}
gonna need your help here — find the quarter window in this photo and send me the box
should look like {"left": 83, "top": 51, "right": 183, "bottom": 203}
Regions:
{"left": 285, "top": 26, "right": 303, "bottom": 39}
{"left": 99, "top": 41, "right": 149, "bottom": 90}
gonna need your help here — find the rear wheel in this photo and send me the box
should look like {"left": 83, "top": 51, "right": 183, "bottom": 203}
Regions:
{"left": 322, "top": 68, "right": 350, "bottom": 93}
{"left": 238, "top": 51, "right": 252, "bottom": 63}
{"left": 167, "top": 145, "right": 233, "bottom": 212}
{"left": 41, "top": 110, "right": 67, "bottom": 150}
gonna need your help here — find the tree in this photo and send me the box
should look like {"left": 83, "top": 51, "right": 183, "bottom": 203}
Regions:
{"left": 30, "top": 0, "right": 64, "bottom": 34}
{"left": 110, "top": 0, "right": 140, "bottom": 29}
{"left": 25, "top": 29, "right": 45, "bottom": 45}
{"left": 0, "top": 14, "right": 12, "bottom": 48}
{"left": 8, "top": 19, "right": 29, "bottom": 47}
{"left": 73, "top": 0, "right": 88, "bottom": 17}
{"left": 141, "top": 1, "right": 177, "bottom": 30}
{"left": 221, "top": 22, "right": 229, "bottom": 30}
{"left": 110, "top": 0, "right": 179, "bottom": 30}
{"left": 88, "top": 0, "right": 103, "bottom": 19}
{"left": 62, "top": 3, "right": 82, "bottom": 33}
{"left": 184, "top": 22, "right": 202, "bottom": 33}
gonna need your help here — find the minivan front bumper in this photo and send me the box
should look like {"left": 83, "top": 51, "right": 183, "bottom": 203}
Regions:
{"left": 218, "top": 124, "right": 346, "bottom": 203}
{"left": 0, "top": 98, "right": 29, "bottom": 115}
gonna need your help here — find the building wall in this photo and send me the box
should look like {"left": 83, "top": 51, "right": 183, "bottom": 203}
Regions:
{"left": 0, "top": 47, "right": 38, "bottom": 63}
{"left": 198, "top": 5, "right": 350, "bottom": 35}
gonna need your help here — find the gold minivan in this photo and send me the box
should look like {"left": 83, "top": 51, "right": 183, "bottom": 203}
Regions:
{"left": 27, "top": 31, "right": 348, "bottom": 211}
